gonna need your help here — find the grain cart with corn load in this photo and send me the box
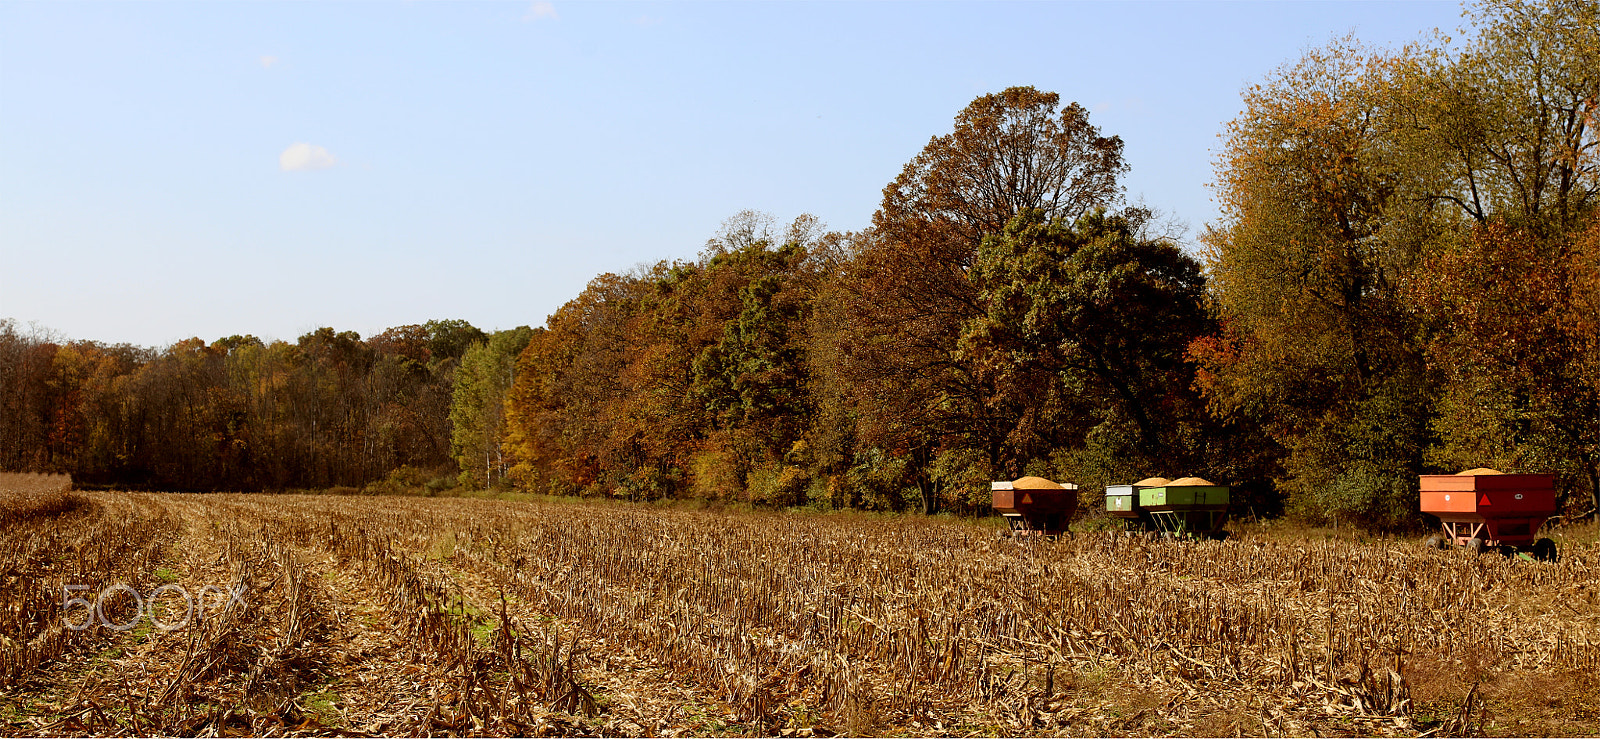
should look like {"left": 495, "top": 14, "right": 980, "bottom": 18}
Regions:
{"left": 991, "top": 476, "right": 1078, "bottom": 537}
{"left": 1104, "top": 477, "right": 1169, "bottom": 531}
{"left": 1138, "top": 477, "right": 1230, "bottom": 540}
{"left": 1420, "top": 469, "right": 1558, "bottom": 561}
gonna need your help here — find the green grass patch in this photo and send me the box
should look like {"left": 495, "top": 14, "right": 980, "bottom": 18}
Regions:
{"left": 442, "top": 600, "right": 485, "bottom": 620}
{"left": 470, "top": 619, "right": 498, "bottom": 647}
{"left": 297, "top": 688, "right": 345, "bottom": 728}
{"left": 129, "top": 614, "right": 155, "bottom": 642}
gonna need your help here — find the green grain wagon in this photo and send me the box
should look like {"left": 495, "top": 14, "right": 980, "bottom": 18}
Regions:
{"left": 1104, "top": 477, "right": 1169, "bottom": 531}
{"left": 1138, "top": 477, "right": 1230, "bottom": 540}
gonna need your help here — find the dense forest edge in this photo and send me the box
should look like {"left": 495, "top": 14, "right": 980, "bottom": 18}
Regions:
{"left": 3, "top": 0, "right": 1597, "bottom": 533}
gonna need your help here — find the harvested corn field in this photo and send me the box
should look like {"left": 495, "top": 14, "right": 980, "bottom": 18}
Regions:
{"left": 3, "top": 488, "right": 1599, "bottom": 737}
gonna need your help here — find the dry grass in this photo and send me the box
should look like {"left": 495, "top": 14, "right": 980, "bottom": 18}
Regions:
{"left": 1, "top": 492, "right": 1597, "bottom": 736}
{"left": 0, "top": 472, "right": 78, "bottom": 522}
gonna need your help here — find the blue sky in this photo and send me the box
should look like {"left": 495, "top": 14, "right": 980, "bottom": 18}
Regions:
{"left": 1, "top": 1, "right": 1467, "bottom": 348}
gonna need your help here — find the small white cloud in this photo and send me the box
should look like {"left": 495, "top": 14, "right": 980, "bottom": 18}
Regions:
{"left": 632, "top": 15, "right": 662, "bottom": 26}
{"left": 523, "top": 1, "right": 557, "bottom": 21}
{"left": 279, "top": 142, "right": 337, "bottom": 172}
{"left": 259, "top": 55, "right": 279, "bottom": 69}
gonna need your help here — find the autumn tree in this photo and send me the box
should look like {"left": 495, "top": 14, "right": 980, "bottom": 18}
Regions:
{"left": 1199, "top": 0, "right": 1600, "bottom": 526}
{"left": 424, "top": 319, "right": 489, "bottom": 368}
{"left": 505, "top": 273, "right": 650, "bottom": 496}
{"left": 1395, "top": 0, "right": 1599, "bottom": 235}
{"left": 1413, "top": 219, "right": 1600, "bottom": 512}
{"left": 1401, "top": 0, "right": 1600, "bottom": 513}
{"left": 0, "top": 321, "right": 62, "bottom": 471}
{"left": 880, "top": 87, "right": 1127, "bottom": 244}
{"left": 368, "top": 324, "right": 433, "bottom": 368}
{"left": 1196, "top": 39, "right": 1438, "bottom": 529}
{"left": 0, "top": 316, "right": 481, "bottom": 492}
{"left": 820, "top": 86, "right": 1129, "bottom": 513}
{"left": 685, "top": 237, "right": 819, "bottom": 505}
{"left": 502, "top": 213, "right": 828, "bottom": 505}
{"left": 360, "top": 319, "right": 485, "bottom": 487}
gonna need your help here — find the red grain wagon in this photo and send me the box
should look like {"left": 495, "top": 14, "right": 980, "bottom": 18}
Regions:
{"left": 992, "top": 476, "right": 1078, "bottom": 538}
{"left": 1419, "top": 468, "right": 1558, "bottom": 561}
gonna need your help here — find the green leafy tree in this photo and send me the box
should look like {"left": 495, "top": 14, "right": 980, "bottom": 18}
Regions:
{"left": 424, "top": 319, "right": 488, "bottom": 368}
{"left": 964, "top": 209, "right": 1212, "bottom": 486}
{"left": 450, "top": 327, "right": 534, "bottom": 489}
{"left": 687, "top": 241, "right": 817, "bottom": 502}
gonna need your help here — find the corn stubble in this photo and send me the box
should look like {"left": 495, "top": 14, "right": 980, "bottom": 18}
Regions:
{"left": 2, "top": 482, "right": 1596, "bottom": 736}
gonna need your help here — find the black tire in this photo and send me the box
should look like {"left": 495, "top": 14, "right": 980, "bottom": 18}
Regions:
{"left": 1424, "top": 535, "right": 1444, "bottom": 550}
{"left": 1532, "top": 537, "right": 1558, "bottom": 563}
{"left": 1209, "top": 530, "right": 1230, "bottom": 542}
{"left": 1466, "top": 537, "right": 1486, "bottom": 555}
{"left": 1498, "top": 544, "right": 1519, "bottom": 557}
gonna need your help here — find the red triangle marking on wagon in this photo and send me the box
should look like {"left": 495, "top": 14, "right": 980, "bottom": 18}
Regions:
{"left": 1480, "top": 494, "right": 1491, "bottom": 506}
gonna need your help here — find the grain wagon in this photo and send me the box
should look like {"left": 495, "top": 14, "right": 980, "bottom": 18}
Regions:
{"left": 1138, "top": 477, "right": 1229, "bottom": 540}
{"left": 992, "top": 476, "right": 1077, "bottom": 538}
{"left": 1104, "top": 477, "right": 1169, "bottom": 531}
{"left": 1420, "top": 468, "right": 1558, "bottom": 561}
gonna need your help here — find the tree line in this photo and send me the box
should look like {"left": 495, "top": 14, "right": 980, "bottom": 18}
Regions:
{"left": 3, "top": 0, "right": 1596, "bottom": 529}
{"left": 502, "top": 0, "right": 1600, "bottom": 528}
{"left": 0, "top": 319, "right": 529, "bottom": 493}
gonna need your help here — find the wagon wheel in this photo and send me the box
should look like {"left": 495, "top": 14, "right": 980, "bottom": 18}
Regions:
{"left": 1497, "top": 544, "right": 1519, "bottom": 557}
{"left": 1465, "top": 537, "right": 1486, "bottom": 555}
{"left": 1423, "top": 535, "right": 1444, "bottom": 550}
{"left": 1532, "top": 538, "right": 1558, "bottom": 563}
{"left": 1209, "top": 530, "right": 1230, "bottom": 542}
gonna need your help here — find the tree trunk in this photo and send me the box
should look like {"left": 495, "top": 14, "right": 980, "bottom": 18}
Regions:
{"left": 1588, "top": 463, "right": 1599, "bottom": 522}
